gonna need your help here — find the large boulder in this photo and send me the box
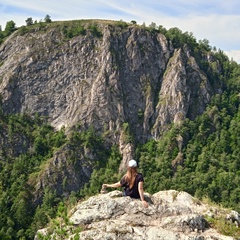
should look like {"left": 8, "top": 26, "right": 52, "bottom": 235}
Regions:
{"left": 35, "top": 190, "right": 235, "bottom": 240}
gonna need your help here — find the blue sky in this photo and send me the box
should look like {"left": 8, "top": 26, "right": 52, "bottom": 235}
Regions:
{"left": 1, "top": 0, "right": 240, "bottom": 62}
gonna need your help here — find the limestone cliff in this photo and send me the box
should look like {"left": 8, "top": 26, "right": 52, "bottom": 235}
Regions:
{"left": 35, "top": 190, "right": 239, "bottom": 239}
{"left": 0, "top": 21, "right": 221, "bottom": 144}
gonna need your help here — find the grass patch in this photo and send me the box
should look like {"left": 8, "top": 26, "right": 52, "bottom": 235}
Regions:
{"left": 206, "top": 215, "right": 240, "bottom": 238}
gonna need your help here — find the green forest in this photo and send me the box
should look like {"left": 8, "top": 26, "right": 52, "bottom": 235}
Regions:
{"left": 0, "top": 19, "right": 240, "bottom": 239}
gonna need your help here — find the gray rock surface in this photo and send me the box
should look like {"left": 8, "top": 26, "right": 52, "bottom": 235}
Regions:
{"left": 36, "top": 190, "right": 235, "bottom": 240}
{"left": 0, "top": 22, "right": 222, "bottom": 145}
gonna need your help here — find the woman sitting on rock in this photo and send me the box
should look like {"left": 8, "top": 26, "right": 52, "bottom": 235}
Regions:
{"left": 102, "top": 159, "right": 148, "bottom": 208}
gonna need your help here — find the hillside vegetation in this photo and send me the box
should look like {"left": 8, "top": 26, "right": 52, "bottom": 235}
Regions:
{"left": 0, "top": 19, "right": 240, "bottom": 239}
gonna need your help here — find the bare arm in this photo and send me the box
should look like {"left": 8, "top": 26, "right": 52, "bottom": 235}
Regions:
{"left": 138, "top": 181, "right": 148, "bottom": 208}
{"left": 103, "top": 181, "right": 121, "bottom": 188}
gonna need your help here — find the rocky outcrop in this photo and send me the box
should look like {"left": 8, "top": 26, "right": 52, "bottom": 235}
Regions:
{"left": 35, "top": 190, "right": 236, "bottom": 239}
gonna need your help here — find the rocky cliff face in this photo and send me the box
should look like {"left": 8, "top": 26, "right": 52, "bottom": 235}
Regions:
{"left": 0, "top": 21, "right": 221, "bottom": 145}
{"left": 29, "top": 143, "right": 94, "bottom": 205}
{"left": 35, "top": 190, "right": 238, "bottom": 239}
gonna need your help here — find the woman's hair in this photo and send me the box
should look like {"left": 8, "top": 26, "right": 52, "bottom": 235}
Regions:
{"left": 125, "top": 167, "right": 137, "bottom": 189}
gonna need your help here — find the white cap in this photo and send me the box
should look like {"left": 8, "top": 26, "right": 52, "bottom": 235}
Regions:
{"left": 128, "top": 159, "right": 137, "bottom": 168}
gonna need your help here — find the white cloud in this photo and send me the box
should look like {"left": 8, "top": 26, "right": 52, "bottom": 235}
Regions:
{"left": 225, "top": 50, "right": 240, "bottom": 63}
